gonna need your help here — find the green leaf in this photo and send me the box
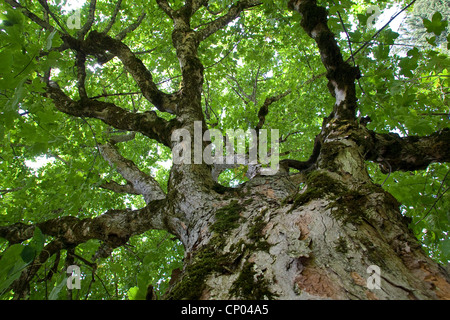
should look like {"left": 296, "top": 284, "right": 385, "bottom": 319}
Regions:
{"left": 423, "top": 12, "right": 448, "bottom": 36}
{"left": 127, "top": 286, "right": 141, "bottom": 300}
{"left": 30, "top": 227, "right": 45, "bottom": 255}
{"left": 48, "top": 275, "right": 67, "bottom": 300}
{"left": 0, "top": 51, "right": 13, "bottom": 75}
{"left": 426, "top": 36, "right": 437, "bottom": 46}
{"left": 0, "top": 244, "right": 30, "bottom": 296}
{"left": 441, "top": 239, "right": 450, "bottom": 261}
{"left": 399, "top": 47, "right": 420, "bottom": 78}
{"left": 20, "top": 245, "right": 36, "bottom": 264}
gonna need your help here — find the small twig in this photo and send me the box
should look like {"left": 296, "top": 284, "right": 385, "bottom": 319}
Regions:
{"left": 80, "top": 117, "right": 101, "bottom": 183}
{"left": 332, "top": 1, "right": 355, "bottom": 65}
{"left": 0, "top": 187, "right": 23, "bottom": 195}
{"left": 103, "top": 0, "right": 122, "bottom": 34}
{"left": 350, "top": 0, "right": 417, "bottom": 62}
{"left": 37, "top": 0, "right": 69, "bottom": 34}
{"left": 381, "top": 160, "right": 392, "bottom": 186}
{"left": 115, "top": 11, "right": 146, "bottom": 41}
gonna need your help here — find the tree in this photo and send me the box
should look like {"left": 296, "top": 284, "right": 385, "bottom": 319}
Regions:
{"left": 398, "top": 0, "right": 449, "bottom": 50}
{"left": 0, "top": 0, "right": 449, "bottom": 300}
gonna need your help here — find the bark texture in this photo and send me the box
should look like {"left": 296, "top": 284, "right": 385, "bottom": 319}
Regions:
{"left": 164, "top": 173, "right": 450, "bottom": 300}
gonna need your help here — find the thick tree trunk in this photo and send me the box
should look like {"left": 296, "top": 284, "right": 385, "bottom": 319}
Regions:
{"left": 165, "top": 120, "right": 450, "bottom": 300}
{"left": 165, "top": 173, "right": 450, "bottom": 300}
{"left": 4, "top": 0, "right": 450, "bottom": 301}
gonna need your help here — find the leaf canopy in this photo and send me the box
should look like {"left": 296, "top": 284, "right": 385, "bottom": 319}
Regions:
{"left": 0, "top": 0, "right": 449, "bottom": 299}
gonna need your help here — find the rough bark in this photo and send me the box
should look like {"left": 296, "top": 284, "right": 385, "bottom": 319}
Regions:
{"left": 163, "top": 173, "right": 450, "bottom": 300}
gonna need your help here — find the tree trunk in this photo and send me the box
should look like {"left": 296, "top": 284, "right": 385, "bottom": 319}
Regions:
{"left": 3, "top": 0, "right": 450, "bottom": 301}
{"left": 165, "top": 174, "right": 450, "bottom": 300}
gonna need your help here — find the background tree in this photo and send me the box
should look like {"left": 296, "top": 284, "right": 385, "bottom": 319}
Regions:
{"left": 397, "top": 0, "right": 449, "bottom": 51}
{"left": 0, "top": 0, "right": 449, "bottom": 300}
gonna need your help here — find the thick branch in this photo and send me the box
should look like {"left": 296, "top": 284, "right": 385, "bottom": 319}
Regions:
{"left": 75, "top": 51, "right": 88, "bottom": 100}
{"left": 83, "top": 31, "right": 178, "bottom": 114}
{"left": 366, "top": 128, "right": 450, "bottom": 173}
{"left": 288, "top": 0, "right": 360, "bottom": 120}
{"left": 0, "top": 203, "right": 169, "bottom": 246}
{"left": 196, "top": 0, "right": 262, "bottom": 42}
{"left": 98, "top": 142, "right": 166, "bottom": 204}
{"left": 45, "top": 85, "right": 175, "bottom": 147}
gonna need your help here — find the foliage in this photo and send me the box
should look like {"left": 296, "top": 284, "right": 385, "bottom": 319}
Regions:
{"left": 398, "top": 0, "right": 450, "bottom": 51}
{"left": 0, "top": 0, "right": 449, "bottom": 299}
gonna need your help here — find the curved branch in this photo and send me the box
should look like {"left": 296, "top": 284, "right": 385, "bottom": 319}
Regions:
{"left": 255, "top": 89, "right": 292, "bottom": 132}
{"left": 84, "top": 31, "right": 178, "bottom": 114}
{"left": 366, "top": 128, "right": 450, "bottom": 173}
{"left": 98, "top": 142, "right": 166, "bottom": 204}
{"left": 0, "top": 202, "right": 170, "bottom": 246}
{"left": 45, "top": 85, "right": 175, "bottom": 147}
{"left": 196, "top": 0, "right": 262, "bottom": 42}
{"left": 288, "top": 0, "right": 360, "bottom": 120}
{"left": 280, "top": 133, "right": 322, "bottom": 172}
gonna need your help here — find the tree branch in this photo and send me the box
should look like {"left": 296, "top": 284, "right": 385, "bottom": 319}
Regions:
{"left": 83, "top": 31, "right": 178, "bottom": 114}
{"left": 255, "top": 89, "right": 292, "bottom": 132}
{"left": 196, "top": 0, "right": 262, "bottom": 42}
{"left": 5, "top": 0, "right": 60, "bottom": 33}
{"left": 156, "top": 0, "right": 175, "bottom": 18}
{"left": 366, "top": 128, "right": 450, "bottom": 173}
{"left": 288, "top": 0, "right": 360, "bottom": 120}
{"left": 77, "top": 0, "right": 97, "bottom": 40}
{"left": 0, "top": 203, "right": 169, "bottom": 246}
{"left": 75, "top": 51, "right": 88, "bottom": 100}
{"left": 98, "top": 142, "right": 166, "bottom": 204}
{"left": 37, "top": 0, "right": 69, "bottom": 34}
{"left": 115, "top": 11, "right": 146, "bottom": 41}
{"left": 280, "top": 133, "right": 322, "bottom": 172}
{"left": 45, "top": 85, "right": 175, "bottom": 147}
{"left": 100, "top": 180, "right": 141, "bottom": 195}
{"left": 102, "top": 0, "right": 122, "bottom": 34}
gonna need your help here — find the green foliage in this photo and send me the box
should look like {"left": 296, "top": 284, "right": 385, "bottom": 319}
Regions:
{"left": 0, "top": 228, "right": 45, "bottom": 297}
